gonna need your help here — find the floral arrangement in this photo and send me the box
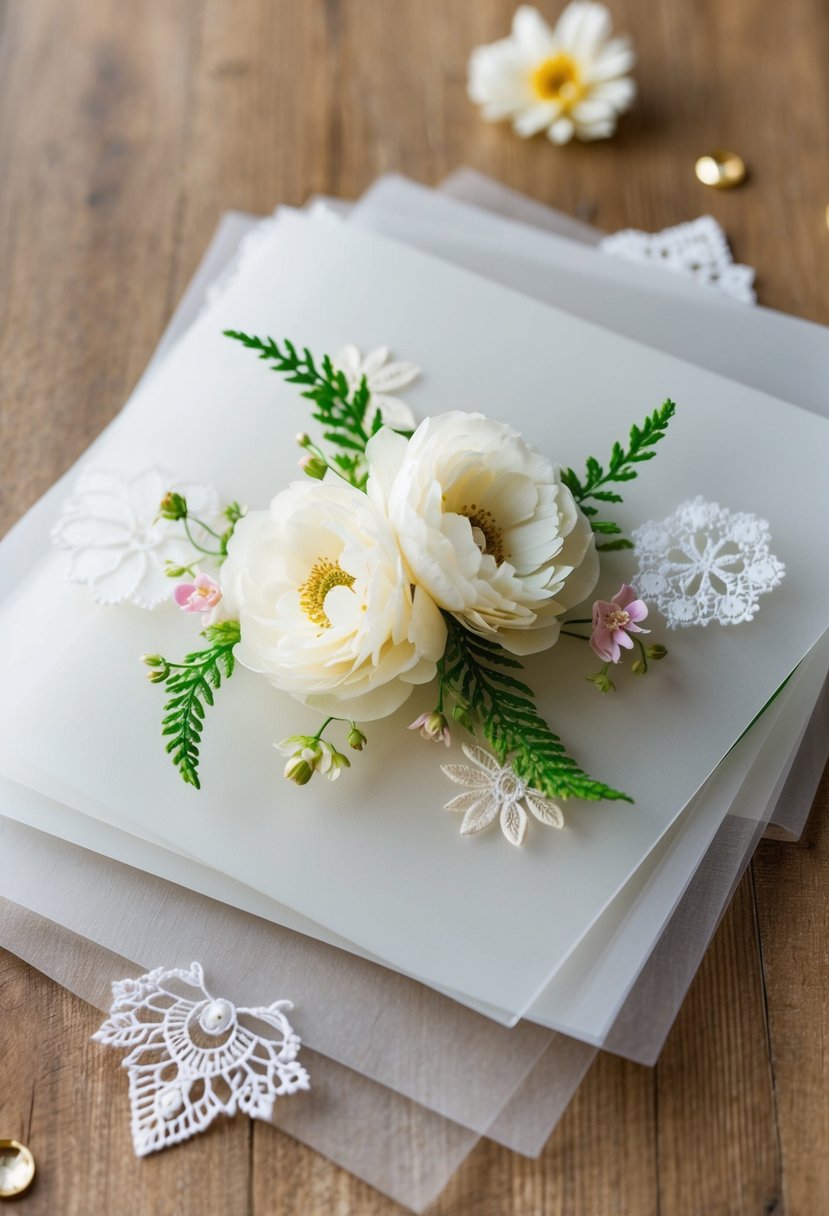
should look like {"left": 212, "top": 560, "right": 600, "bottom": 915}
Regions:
{"left": 468, "top": 2, "right": 636, "bottom": 145}
{"left": 128, "top": 333, "right": 673, "bottom": 843}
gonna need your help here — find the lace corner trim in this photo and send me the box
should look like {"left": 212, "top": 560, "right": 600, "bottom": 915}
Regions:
{"left": 599, "top": 216, "right": 756, "bottom": 304}
{"left": 92, "top": 962, "right": 310, "bottom": 1156}
{"left": 632, "top": 497, "right": 784, "bottom": 628}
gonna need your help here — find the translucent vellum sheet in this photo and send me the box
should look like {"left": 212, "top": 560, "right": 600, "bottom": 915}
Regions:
{"left": 1, "top": 184, "right": 821, "bottom": 1031}
{"left": 0, "top": 182, "right": 821, "bottom": 1196}
{"left": 0, "top": 199, "right": 816, "bottom": 1186}
{"left": 4, "top": 187, "right": 826, "bottom": 1026}
{"left": 359, "top": 173, "right": 829, "bottom": 416}
{"left": 0, "top": 889, "right": 596, "bottom": 1177}
{"left": 0, "top": 201, "right": 816, "bottom": 1036}
{"left": 2, "top": 215, "right": 829, "bottom": 1023}
{"left": 0, "top": 813, "right": 557, "bottom": 1139}
{"left": 0, "top": 899, "right": 481, "bottom": 1214}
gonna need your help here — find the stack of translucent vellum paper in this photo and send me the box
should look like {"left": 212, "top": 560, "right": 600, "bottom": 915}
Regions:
{"left": 1, "top": 170, "right": 828, "bottom": 1212}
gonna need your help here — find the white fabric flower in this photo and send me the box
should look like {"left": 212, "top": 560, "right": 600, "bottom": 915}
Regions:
{"left": 220, "top": 480, "right": 446, "bottom": 720}
{"left": 51, "top": 467, "right": 219, "bottom": 609}
{"left": 367, "top": 411, "right": 598, "bottom": 655}
{"left": 468, "top": 3, "right": 636, "bottom": 145}
{"left": 335, "top": 345, "right": 419, "bottom": 431}
{"left": 442, "top": 744, "right": 564, "bottom": 847}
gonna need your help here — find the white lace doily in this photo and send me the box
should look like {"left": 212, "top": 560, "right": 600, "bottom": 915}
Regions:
{"left": 93, "top": 962, "right": 310, "bottom": 1156}
{"left": 633, "top": 497, "right": 784, "bottom": 628}
{"left": 599, "top": 216, "right": 756, "bottom": 304}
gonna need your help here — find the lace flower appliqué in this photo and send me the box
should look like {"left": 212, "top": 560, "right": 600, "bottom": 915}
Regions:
{"left": 442, "top": 744, "right": 564, "bottom": 847}
{"left": 92, "top": 962, "right": 310, "bottom": 1156}
{"left": 599, "top": 216, "right": 756, "bottom": 304}
{"left": 52, "top": 468, "right": 219, "bottom": 609}
{"left": 632, "top": 497, "right": 784, "bottom": 628}
{"left": 334, "top": 345, "right": 419, "bottom": 431}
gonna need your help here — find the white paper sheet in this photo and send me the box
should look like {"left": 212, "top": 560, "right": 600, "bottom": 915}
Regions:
{"left": 0, "top": 204, "right": 819, "bottom": 1072}
{"left": 2, "top": 213, "right": 828, "bottom": 1018}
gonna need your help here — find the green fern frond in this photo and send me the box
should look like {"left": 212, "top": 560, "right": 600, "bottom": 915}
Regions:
{"left": 442, "top": 617, "right": 631, "bottom": 803}
{"left": 146, "top": 619, "right": 241, "bottom": 790}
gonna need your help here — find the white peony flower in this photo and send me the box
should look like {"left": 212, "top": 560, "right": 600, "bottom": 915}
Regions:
{"left": 468, "top": 3, "right": 636, "bottom": 145}
{"left": 335, "top": 345, "right": 419, "bottom": 431}
{"left": 367, "top": 412, "right": 598, "bottom": 655}
{"left": 220, "top": 480, "right": 447, "bottom": 720}
{"left": 51, "top": 467, "right": 219, "bottom": 609}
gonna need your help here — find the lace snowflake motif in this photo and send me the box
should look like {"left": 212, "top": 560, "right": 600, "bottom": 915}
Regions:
{"left": 442, "top": 744, "right": 564, "bottom": 848}
{"left": 599, "top": 216, "right": 756, "bottom": 304}
{"left": 92, "top": 962, "right": 310, "bottom": 1156}
{"left": 632, "top": 497, "right": 785, "bottom": 629}
{"left": 52, "top": 467, "right": 220, "bottom": 609}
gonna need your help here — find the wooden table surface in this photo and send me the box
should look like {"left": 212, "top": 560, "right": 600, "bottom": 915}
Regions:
{"left": 1, "top": 1, "right": 828, "bottom": 1212}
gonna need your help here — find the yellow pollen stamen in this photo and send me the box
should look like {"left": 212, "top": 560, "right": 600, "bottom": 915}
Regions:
{"left": 531, "top": 53, "right": 584, "bottom": 107}
{"left": 460, "top": 502, "right": 508, "bottom": 565}
{"left": 605, "top": 608, "right": 631, "bottom": 631}
{"left": 299, "top": 558, "right": 355, "bottom": 629}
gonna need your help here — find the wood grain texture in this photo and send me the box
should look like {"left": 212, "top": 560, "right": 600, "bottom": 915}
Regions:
{"left": 0, "top": 0, "right": 827, "bottom": 1211}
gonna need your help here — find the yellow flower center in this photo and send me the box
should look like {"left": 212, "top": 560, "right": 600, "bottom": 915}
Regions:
{"left": 605, "top": 608, "right": 631, "bottom": 631}
{"left": 299, "top": 558, "right": 355, "bottom": 629}
{"left": 460, "top": 503, "right": 508, "bottom": 565}
{"left": 531, "top": 53, "right": 584, "bottom": 107}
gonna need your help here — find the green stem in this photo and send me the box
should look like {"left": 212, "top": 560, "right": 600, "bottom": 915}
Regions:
{"left": 190, "top": 516, "right": 226, "bottom": 545}
{"left": 633, "top": 636, "right": 649, "bottom": 673}
{"left": 183, "top": 517, "right": 223, "bottom": 558}
{"left": 313, "top": 716, "right": 336, "bottom": 741}
{"left": 435, "top": 656, "right": 447, "bottom": 713}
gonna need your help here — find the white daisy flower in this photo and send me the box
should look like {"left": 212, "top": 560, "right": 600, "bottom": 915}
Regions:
{"left": 52, "top": 467, "right": 219, "bottom": 609}
{"left": 468, "top": 2, "right": 636, "bottom": 145}
{"left": 335, "top": 345, "right": 419, "bottom": 431}
{"left": 442, "top": 744, "right": 564, "bottom": 847}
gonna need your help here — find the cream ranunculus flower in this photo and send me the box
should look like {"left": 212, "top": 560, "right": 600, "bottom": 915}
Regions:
{"left": 367, "top": 412, "right": 598, "bottom": 655}
{"left": 468, "top": 2, "right": 636, "bottom": 145}
{"left": 220, "top": 480, "right": 446, "bottom": 720}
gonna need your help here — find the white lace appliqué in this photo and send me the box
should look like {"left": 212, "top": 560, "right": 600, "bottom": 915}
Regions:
{"left": 599, "top": 216, "right": 756, "bottom": 304}
{"left": 633, "top": 497, "right": 784, "bottom": 628}
{"left": 52, "top": 467, "right": 220, "bottom": 609}
{"left": 92, "top": 962, "right": 310, "bottom": 1156}
{"left": 442, "top": 744, "right": 564, "bottom": 847}
{"left": 334, "top": 345, "right": 420, "bottom": 432}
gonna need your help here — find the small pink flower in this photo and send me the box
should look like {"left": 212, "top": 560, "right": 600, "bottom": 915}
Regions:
{"left": 174, "top": 572, "right": 222, "bottom": 614}
{"left": 408, "top": 710, "right": 451, "bottom": 747}
{"left": 590, "top": 584, "right": 650, "bottom": 663}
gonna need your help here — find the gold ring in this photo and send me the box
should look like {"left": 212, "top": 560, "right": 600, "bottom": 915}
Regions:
{"left": 694, "top": 150, "right": 747, "bottom": 189}
{"left": 0, "top": 1140, "right": 36, "bottom": 1199}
